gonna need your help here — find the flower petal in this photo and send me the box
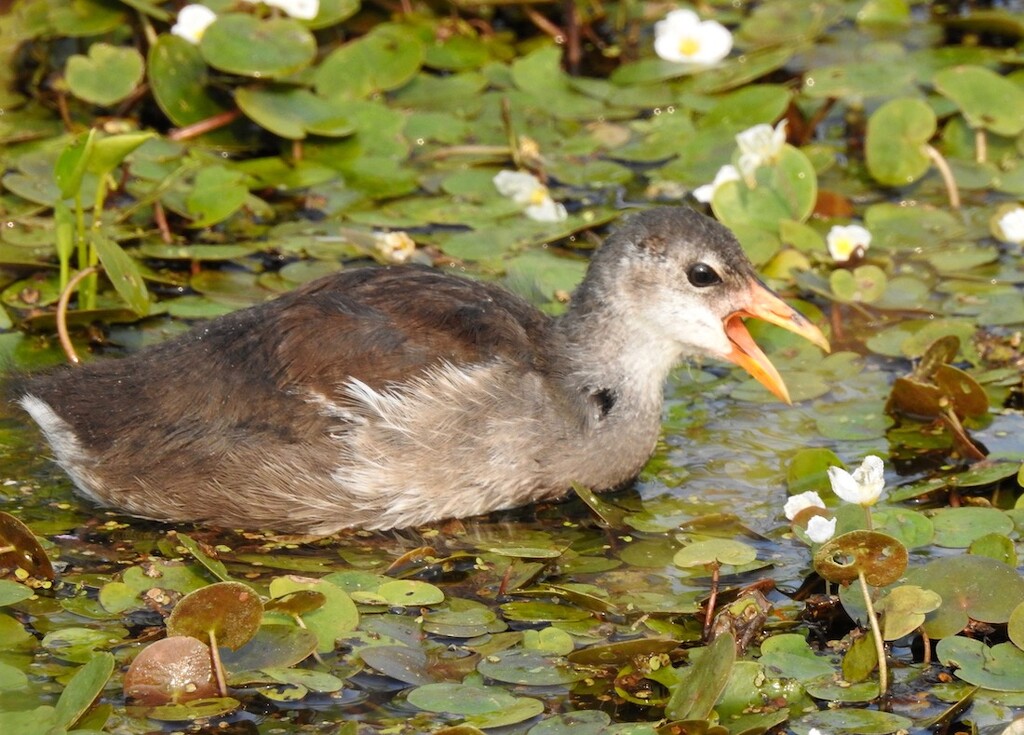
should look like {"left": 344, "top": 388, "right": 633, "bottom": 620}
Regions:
{"left": 784, "top": 490, "right": 826, "bottom": 521}
{"left": 806, "top": 515, "right": 837, "bottom": 544}
{"left": 827, "top": 466, "right": 862, "bottom": 504}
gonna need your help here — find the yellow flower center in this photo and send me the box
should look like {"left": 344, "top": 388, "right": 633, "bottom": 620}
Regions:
{"left": 678, "top": 37, "right": 701, "bottom": 57}
{"left": 529, "top": 188, "right": 549, "bottom": 205}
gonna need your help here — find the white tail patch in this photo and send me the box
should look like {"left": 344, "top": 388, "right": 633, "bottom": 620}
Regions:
{"left": 18, "top": 394, "right": 104, "bottom": 503}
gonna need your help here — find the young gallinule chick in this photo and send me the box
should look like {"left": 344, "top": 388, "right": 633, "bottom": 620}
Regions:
{"left": 17, "top": 207, "right": 828, "bottom": 535}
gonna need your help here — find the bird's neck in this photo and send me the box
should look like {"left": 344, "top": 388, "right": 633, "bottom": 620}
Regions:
{"left": 553, "top": 284, "right": 684, "bottom": 427}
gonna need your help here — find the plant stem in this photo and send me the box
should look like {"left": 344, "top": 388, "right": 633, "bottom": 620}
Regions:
{"left": 975, "top": 128, "right": 987, "bottom": 164}
{"left": 56, "top": 266, "right": 100, "bottom": 365}
{"left": 207, "top": 629, "right": 228, "bottom": 697}
{"left": 925, "top": 144, "right": 960, "bottom": 210}
{"left": 857, "top": 569, "right": 887, "bottom": 696}
{"left": 702, "top": 562, "right": 721, "bottom": 639}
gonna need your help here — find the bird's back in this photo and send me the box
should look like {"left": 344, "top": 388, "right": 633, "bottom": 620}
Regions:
{"left": 17, "top": 267, "right": 572, "bottom": 532}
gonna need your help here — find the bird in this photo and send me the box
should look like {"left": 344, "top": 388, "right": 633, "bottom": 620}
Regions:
{"left": 15, "top": 207, "right": 829, "bottom": 536}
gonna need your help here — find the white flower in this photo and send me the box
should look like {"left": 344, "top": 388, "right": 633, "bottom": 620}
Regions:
{"left": 736, "top": 120, "right": 787, "bottom": 185}
{"left": 265, "top": 0, "right": 319, "bottom": 20}
{"left": 374, "top": 231, "right": 415, "bottom": 264}
{"left": 808, "top": 729, "right": 829, "bottom": 735}
{"left": 828, "top": 455, "right": 886, "bottom": 507}
{"left": 784, "top": 491, "right": 827, "bottom": 521}
{"left": 827, "top": 224, "right": 872, "bottom": 262}
{"left": 693, "top": 164, "right": 740, "bottom": 204}
{"left": 493, "top": 170, "right": 567, "bottom": 223}
{"left": 653, "top": 10, "right": 732, "bottom": 66}
{"left": 171, "top": 4, "right": 217, "bottom": 44}
{"left": 996, "top": 206, "right": 1024, "bottom": 244}
{"left": 806, "top": 516, "right": 837, "bottom": 544}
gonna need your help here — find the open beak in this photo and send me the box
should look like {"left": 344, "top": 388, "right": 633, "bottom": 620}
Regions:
{"left": 723, "top": 279, "right": 830, "bottom": 404}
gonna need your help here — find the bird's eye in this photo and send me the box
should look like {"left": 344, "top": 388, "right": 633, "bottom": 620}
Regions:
{"left": 687, "top": 263, "right": 722, "bottom": 288}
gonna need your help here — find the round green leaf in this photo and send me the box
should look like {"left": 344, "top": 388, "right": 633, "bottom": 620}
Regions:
{"left": 266, "top": 577, "right": 359, "bottom": 653}
{"left": 865, "top": 97, "right": 936, "bottom": 186}
{"left": 200, "top": 14, "right": 316, "bottom": 79}
{"left": 933, "top": 65, "right": 1024, "bottom": 136}
{"left": 813, "top": 530, "right": 908, "bottom": 586}
{"left": 929, "top": 506, "right": 1013, "bottom": 548}
{"left": 829, "top": 265, "right": 887, "bottom": 304}
{"left": 905, "top": 555, "right": 1024, "bottom": 638}
{"left": 476, "top": 649, "right": 586, "bottom": 685}
{"left": 315, "top": 24, "right": 425, "bottom": 99}
{"left": 712, "top": 145, "right": 817, "bottom": 232}
{"left": 65, "top": 43, "right": 144, "bottom": 106}
{"left": 148, "top": 35, "right": 231, "bottom": 127}
{"left": 673, "top": 539, "right": 757, "bottom": 568}
{"left": 937, "top": 637, "right": 1024, "bottom": 691}
{"left": 236, "top": 87, "right": 354, "bottom": 140}
{"left": 124, "top": 637, "right": 217, "bottom": 706}
{"left": 166, "top": 581, "right": 263, "bottom": 650}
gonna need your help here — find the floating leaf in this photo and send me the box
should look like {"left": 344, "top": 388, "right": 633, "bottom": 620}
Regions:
{"left": 65, "top": 43, "right": 144, "bottom": 106}
{"left": 929, "top": 507, "right": 1013, "bottom": 548}
{"left": 185, "top": 167, "right": 249, "bottom": 227}
{"left": 266, "top": 576, "right": 359, "bottom": 653}
{"left": 933, "top": 65, "right": 1024, "bottom": 137}
{"left": 147, "top": 35, "right": 227, "bottom": 126}
{"left": 865, "top": 97, "right": 936, "bottom": 186}
{"left": 200, "top": 14, "right": 316, "bottom": 79}
{"left": 813, "top": 530, "right": 908, "bottom": 587}
{"left": 673, "top": 539, "right": 757, "bottom": 568}
{"left": 124, "top": 637, "right": 216, "bottom": 705}
{"left": 166, "top": 581, "right": 263, "bottom": 650}
{"left": 0, "top": 511, "right": 54, "bottom": 580}
{"left": 937, "top": 638, "right": 1024, "bottom": 691}
{"left": 877, "top": 585, "right": 942, "bottom": 640}
{"left": 905, "top": 555, "right": 1024, "bottom": 638}
{"left": 236, "top": 87, "right": 354, "bottom": 140}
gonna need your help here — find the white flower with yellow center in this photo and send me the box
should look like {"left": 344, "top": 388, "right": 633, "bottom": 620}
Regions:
{"left": 996, "top": 206, "right": 1024, "bottom": 244}
{"left": 828, "top": 455, "right": 886, "bottom": 507}
{"left": 693, "top": 164, "right": 740, "bottom": 204}
{"left": 171, "top": 4, "right": 217, "bottom": 44}
{"left": 736, "top": 120, "right": 787, "bottom": 185}
{"left": 493, "top": 170, "right": 568, "bottom": 223}
{"left": 826, "top": 224, "right": 872, "bottom": 262}
{"left": 374, "top": 232, "right": 416, "bottom": 264}
{"left": 654, "top": 10, "right": 732, "bottom": 66}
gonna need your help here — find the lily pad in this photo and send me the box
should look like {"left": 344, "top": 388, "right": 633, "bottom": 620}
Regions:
{"left": 937, "top": 637, "right": 1024, "bottom": 691}
{"left": 933, "top": 65, "right": 1024, "bottom": 137}
{"left": 236, "top": 87, "right": 354, "bottom": 140}
{"left": 166, "top": 581, "right": 263, "bottom": 650}
{"left": 477, "top": 649, "right": 586, "bottom": 685}
{"left": 124, "top": 636, "right": 217, "bottom": 705}
{"left": 0, "top": 511, "right": 55, "bottom": 580}
{"left": 905, "top": 555, "right": 1024, "bottom": 638}
{"left": 929, "top": 506, "right": 1013, "bottom": 548}
{"left": 813, "top": 530, "right": 908, "bottom": 587}
{"left": 865, "top": 97, "right": 936, "bottom": 186}
{"left": 200, "top": 14, "right": 316, "bottom": 79}
{"left": 65, "top": 43, "right": 144, "bottom": 106}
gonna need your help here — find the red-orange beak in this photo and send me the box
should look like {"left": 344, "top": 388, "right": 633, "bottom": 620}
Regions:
{"left": 723, "top": 279, "right": 830, "bottom": 403}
